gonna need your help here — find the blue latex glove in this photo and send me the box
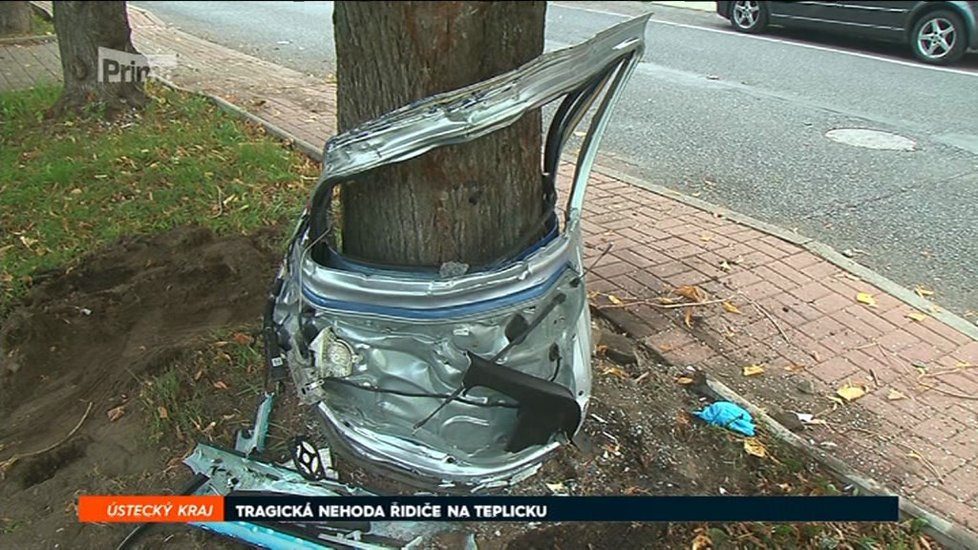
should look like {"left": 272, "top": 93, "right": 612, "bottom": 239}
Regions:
{"left": 694, "top": 401, "right": 756, "bottom": 436}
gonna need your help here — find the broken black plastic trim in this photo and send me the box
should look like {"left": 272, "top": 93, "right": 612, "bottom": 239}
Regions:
{"left": 262, "top": 277, "right": 287, "bottom": 384}
{"left": 463, "top": 352, "right": 581, "bottom": 453}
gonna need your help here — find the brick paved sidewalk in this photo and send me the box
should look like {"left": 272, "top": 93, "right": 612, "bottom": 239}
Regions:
{"left": 18, "top": 3, "right": 978, "bottom": 541}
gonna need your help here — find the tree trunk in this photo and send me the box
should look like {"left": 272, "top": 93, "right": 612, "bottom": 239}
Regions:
{"left": 0, "top": 1, "right": 31, "bottom": 36}
{"left": 49, "top": 1, "right": 147, "bottom": 118}
{"left": 334, "top": 1, "right": 547, "bottom": 268}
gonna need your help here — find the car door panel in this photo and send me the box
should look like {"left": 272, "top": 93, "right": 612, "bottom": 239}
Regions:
{"left": 769, "top": 1, "right": 853, "bottom": 32}
{"left": 831, "top": 1, "right": 912, "bottom": 39}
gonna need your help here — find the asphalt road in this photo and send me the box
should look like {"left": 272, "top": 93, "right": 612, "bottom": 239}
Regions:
{"left": 134, "top": 1, "right": 978, "bottom": 318}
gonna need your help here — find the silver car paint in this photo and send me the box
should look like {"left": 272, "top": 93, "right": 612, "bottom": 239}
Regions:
{"left": 267, "top": 15, "right": 649, "bottom": 491}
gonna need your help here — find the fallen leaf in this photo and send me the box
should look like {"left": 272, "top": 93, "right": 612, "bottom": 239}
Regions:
{"left": 700, "top": 233, "right": 713, "bottom": 242}
{"left": 674, "top": 285, "right": 706, "bottom": 303}
{"left": 683, "top": 307, "right": 694, "bottom": 328}
{"left": 157, "top": 406, "right": 169, "bottom": 420}
{"left": 107, "top": 405, "right": 126, "bottom": 422}
{"left": 743, "top": 437, "right": 768, "bottom": 458}
{"left": 907, "top": 311, "right": 927, "bottom": 322}
{"left": 836, "top": 383, "right": 866, "bottom": 402}
{"left": 691, "top": 532, "right": 712, "bottom": 550}
{"left": 545, "top": 482, "right": 567, "bottom": 494}
{"left": 722, "top": 301, "right": 741, "bottom": 314}
{"left": 914, "top": 286, "right": 935, "bottom": 298}
{"left": 742, "top": 364, "right": 765, "bottom": 377}
{"left": 600, "top": 366, "right": 628, "bottom": 379}
{"left": 658, "top": 343, "right": 675, "bottom": 353}
{"left": 887, "top": 389, "right": 907, "bottom": 401}
{"left": 856, "top": 292, "right": 877, "bottom": 307}
{"left": 232, "top": 332, "right": 254, "bottom": 345}
{"left": 212, "top": 381, "right": 229, "bottom": 390}
{"left": 607, "top": 294, "right": 623, "bottom": 306}
{"left": 956, "top": 361, "right": 973, "bottom": 368}
{"left": 719, "top": 260, "right": 732, "bottom": 272}
{"left": 676, "top": 376, "right": 696, "bottom": 385}
{"left": 783, "top": 364, "right": 805, "bottom": 372}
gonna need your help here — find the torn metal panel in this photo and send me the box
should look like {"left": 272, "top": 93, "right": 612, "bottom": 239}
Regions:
{"left": 265, "top": 15, "right": 649, "bottom": 491}
{"left": 183, "top": 444, "right": 460, "bottom": 549}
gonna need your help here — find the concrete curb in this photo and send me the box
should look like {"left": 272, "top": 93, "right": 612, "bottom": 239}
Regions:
{"left": 150, "top": 75, "right": 325, "bottom": 164}
{"left": 700, "top": 370, "right": 977, "bottom": 550}
{"left": 592, "top": 163, "right": 978, "bottom": 343}
{"left": 0, "top": 34, "right": 55, "bottom": 46}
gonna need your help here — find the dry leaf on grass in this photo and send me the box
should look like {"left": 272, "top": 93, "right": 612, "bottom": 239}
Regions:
{"left": 836, "top": 383, "right": 866, "bottom": 402}
{"left": 742, "top": 364, "right": 765, "bottom": 377}
{"left": 743, "top": 437, "right": 768, "bottom": 458}
{"left": 856, "top": 292, "right": 877, "bottom": 307}
{"left": 158, "top": 406, "right": 169, "bottom": 420}
{"left": 212, "top": 380, "right": 229, "bottom": 390}
{"left": 907, "top": 311, "right": 927, "bottom": 322}
{"left": 231, "top": 332, "right": 254, "bottom": 345}
{"left": 722, "top": 301, "right": 742, "bottom": 314}
{"left": 887, "top": 389, "right": 907, "bottom": 401}
{"left": 107, "top": 405, "right": 126, "bottom": 422}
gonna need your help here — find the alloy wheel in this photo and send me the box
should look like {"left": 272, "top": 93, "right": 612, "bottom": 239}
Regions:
{"left": 916, "top": 17, "right": 957, "bottom": 61}
{"left": 733, "top": 1, "right": 761, "bottom": 30}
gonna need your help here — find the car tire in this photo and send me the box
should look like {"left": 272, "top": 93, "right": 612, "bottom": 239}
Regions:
{"left": 729, "top": 0, "right": 768, "bottom": 34}
{"left": 910, "top": 10, "right": 967, "bottom": 65}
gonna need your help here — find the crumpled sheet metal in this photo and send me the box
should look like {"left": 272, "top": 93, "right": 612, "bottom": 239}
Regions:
{"left": 314, "top": 14, "right": 649, "bottom": 188}
{"left": 183, "top": 443, "right": 464, "bottom": 549}
{"left": 269, "top": 15, "right": 649, "bottom": 491}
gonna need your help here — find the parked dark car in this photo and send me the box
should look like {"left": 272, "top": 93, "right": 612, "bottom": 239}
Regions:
{"left": 716, "top": 1, "right": 978, "bottom": 64}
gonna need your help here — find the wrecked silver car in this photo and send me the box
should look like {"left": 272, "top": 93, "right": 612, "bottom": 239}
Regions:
{"left": 262, "top": 16, "right": 648, "bottom": 492}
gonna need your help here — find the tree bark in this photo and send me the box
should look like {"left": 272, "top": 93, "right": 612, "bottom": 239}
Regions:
{"left": 49, "top": 1, "right": 147, "bottom": 118}
{"left": 0, "top": 1, "right": 31, "bottom": 36}
{"left": 334, "top": 1, "right": 547, "bottom": 268}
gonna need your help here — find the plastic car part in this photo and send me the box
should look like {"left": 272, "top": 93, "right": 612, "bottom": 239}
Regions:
{"left": 264, "top": 15, "right": 649, "bottom": 491}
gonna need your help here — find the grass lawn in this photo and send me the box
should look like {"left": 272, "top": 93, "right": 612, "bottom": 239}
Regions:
{"left": 32, "top": 13, "right": 55, "bottom": 36}
{"left": 0, "top": 83, "right": 319, "bottom": 316}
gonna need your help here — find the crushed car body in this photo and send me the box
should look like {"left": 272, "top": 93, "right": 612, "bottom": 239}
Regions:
{"left": 262, "top": 14, "right": 649, "bottom": 493}
{"left": 164, "top": 15, "right": 649, "bottom": 550}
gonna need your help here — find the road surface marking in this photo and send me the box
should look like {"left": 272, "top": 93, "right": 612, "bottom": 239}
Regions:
{"left": 552, "top": 2, "right": 978, "bottom": 78}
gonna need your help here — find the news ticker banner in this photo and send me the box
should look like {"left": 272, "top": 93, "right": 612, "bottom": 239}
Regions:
{"left": 79, "top": 495, "right": 899, "bottom": 523}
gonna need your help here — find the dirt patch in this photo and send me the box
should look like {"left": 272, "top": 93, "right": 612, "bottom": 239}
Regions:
{"left": 0, "top": 225, "right": 281, "bottom": 548}
{"left": 0, "top": 227, "right": 934, "bottom": 549}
